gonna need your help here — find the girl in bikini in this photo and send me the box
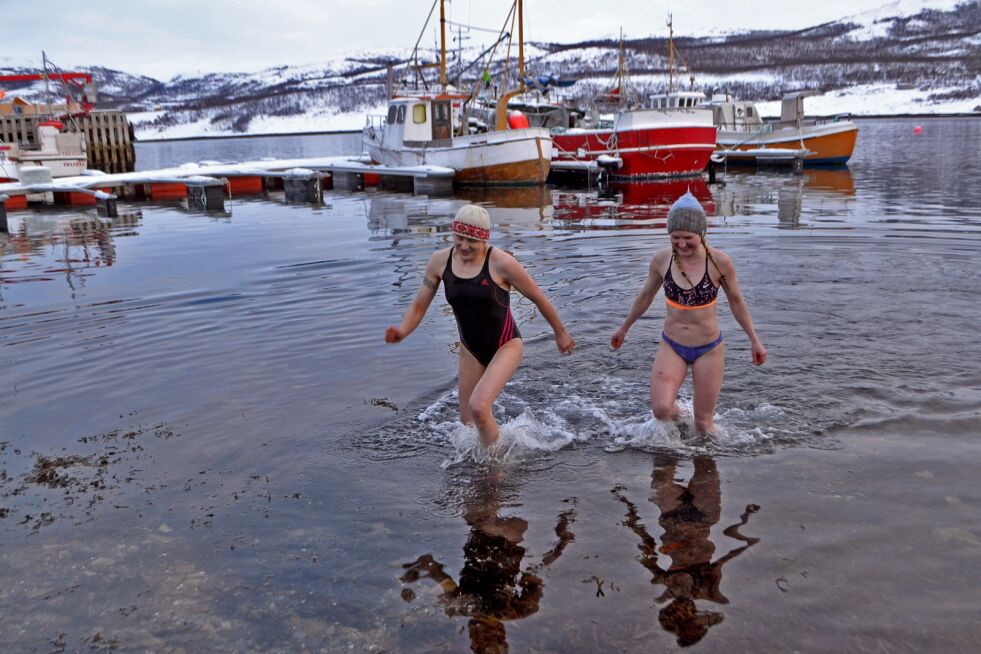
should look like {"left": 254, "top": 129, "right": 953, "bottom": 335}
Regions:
{"left": 386, "top": 205, "right": 575, "bottom": 447}
{"left": 611, "top": 192, "right": 766, "bottom": 435}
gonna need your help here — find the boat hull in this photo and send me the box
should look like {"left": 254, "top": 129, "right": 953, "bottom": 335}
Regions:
{"left": 16, "top": 152, "right": 88, "bottom": 178}
{"left": 717, "top": 122, "right": 858, "bottom": 165}
{"left": 553, "top": 124, "right": 717, "bottom": 178}
{"left": 364, "top": 128, "right": 551, "bottom": 186}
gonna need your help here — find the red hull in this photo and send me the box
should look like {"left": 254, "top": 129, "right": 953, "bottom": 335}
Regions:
{"left": 553, "top": 125, "right": 716, "bottom": 178}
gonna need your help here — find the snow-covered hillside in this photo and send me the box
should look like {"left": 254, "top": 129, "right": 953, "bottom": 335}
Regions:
{"left": 1, "top": 0, "right": 977, "bottom": 139}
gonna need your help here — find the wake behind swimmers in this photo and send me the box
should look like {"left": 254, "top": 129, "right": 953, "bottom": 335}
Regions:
{"left": 385, "top": 205, "right": 575, "bottom": 447}
{"left": 611, "top": 191, "right": 766, "bottom": 435}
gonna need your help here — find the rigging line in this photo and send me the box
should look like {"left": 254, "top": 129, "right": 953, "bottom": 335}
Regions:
{"left": 473, "top": 1, "right": 516, "bottom": 93}
{"left": 444, "top": 19, "right": 502, "bottom": 34}
{"left": 40, "top": 53, "right": 84, "bottom": 132}
{"left": 503, "top": 1, "right": 518, "bottom": 91}
{"left": 409, "top": 0, "right": 441, "bottom": 76}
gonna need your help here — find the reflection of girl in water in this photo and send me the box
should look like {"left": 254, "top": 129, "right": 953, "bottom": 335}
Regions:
{"left": 614, "top": 456, "right": 759, "bottom": 647}
{"left": 400, "top": 470, "right": 576, "bottom": 653}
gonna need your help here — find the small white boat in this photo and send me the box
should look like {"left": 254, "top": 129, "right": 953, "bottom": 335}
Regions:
{"left": 0, "top": 121, "right": 87, "bottom": 181}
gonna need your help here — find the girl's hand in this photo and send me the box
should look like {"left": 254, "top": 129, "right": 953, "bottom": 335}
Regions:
{"left": 751, "top": 340, "right": 767, "bottom": 366}
{"left": 556, "top": 330, "right": 576, "bottom": 354}
{"left": 385, "top": 326, "right": 405, "bottom": 344}
{"left": 611, "top": 327, "right": 628, "bottom": 349}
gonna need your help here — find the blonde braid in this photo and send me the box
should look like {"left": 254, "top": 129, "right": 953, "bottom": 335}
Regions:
{"left": 700, "top": 235, "right": 728, "bottom": 291}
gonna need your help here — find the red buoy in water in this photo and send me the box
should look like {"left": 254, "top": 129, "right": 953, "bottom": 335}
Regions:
{"left": 508, "top": 110, "right": 530, "bottom": 129}
{"left": 914, "top": 125, "right": 923, "bottom": 134}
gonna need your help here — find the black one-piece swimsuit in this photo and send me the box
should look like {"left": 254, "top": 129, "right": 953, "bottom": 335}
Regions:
{"left": 443, "top": 246, "right": 520, "bottom": 366}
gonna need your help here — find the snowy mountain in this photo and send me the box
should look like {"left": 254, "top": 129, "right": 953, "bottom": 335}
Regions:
{"left": 2, "top": 0, "right": 977, "bottom": 139}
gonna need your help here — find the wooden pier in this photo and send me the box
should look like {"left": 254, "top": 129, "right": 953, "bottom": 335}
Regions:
{"left": 0, "top": 111, "right": 136, "bottom": 174}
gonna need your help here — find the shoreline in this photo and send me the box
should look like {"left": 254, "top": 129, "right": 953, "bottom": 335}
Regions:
{"left": 133, "top": 113, "right": 980, "bottom": 143}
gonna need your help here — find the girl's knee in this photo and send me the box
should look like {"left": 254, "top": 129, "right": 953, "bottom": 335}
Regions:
{"left": 468, "top": 397, "right": 494, "bottom": 425}
{"left": 652, "top": 400, "right": 677, "bottom": 421}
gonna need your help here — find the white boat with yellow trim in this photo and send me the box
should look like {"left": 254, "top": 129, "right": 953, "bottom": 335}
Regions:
{"left": 362, "top": 0, "right": 551, "bottom": 186}
{"left": 364, "top": 94, "right": 550, "bottom": 185}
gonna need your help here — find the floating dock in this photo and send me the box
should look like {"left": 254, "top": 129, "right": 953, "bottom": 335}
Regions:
{"left": 0, "top": 155, "right": 458, "bottom": 220}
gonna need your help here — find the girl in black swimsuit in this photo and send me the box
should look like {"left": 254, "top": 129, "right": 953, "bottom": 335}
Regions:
{"left": 442, "top": 244, "right": 519, "bottom": 366}
{"left": 386, "top": 205, "right": 575, "bottom": 447}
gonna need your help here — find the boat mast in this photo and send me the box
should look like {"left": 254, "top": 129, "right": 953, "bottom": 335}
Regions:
{"left": 667, "top": 14, "right": 674, "bottom": 94}
{"left": 618, "top": 27, "right": 625, "bottom": 105}
{"left": 439, "top": 0, "right": 447, "bottom": 89}
{"left": 518, "top": 0, "right": 524, "bottom": 85}
{"left": 494, "top": 0, "right": 527, "bottom": 130}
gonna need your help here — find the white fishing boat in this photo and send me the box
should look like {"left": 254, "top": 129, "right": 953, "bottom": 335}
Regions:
{"left": 362, "top": 0, "right": 551, "bottom": 185}
{"left": 364, "top": 95, "right": 550, "bottom": 184}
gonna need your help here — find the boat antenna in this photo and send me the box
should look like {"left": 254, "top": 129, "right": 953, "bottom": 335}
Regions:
{"left": 42, "top": 51, "right": 53, "bottom": 119}
{"left": 667, "top": 15, "right": 674, "bottom": 94}
{"left": 439, "top": 0, "right": 447, "bottom": 89}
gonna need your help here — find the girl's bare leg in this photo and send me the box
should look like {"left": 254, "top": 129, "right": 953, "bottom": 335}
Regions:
{"left": 691, "top": 343, "right": 725, "bottom": 434}
{"left": 651, "top": 339, "right": 688, "bottom": 422}
{"left": 467, "top": 339, "right": 524, "bottom": 447}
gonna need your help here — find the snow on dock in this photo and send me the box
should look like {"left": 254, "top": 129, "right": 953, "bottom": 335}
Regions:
{"left": 0, "top": 156, "right": 457, "bottom": 215}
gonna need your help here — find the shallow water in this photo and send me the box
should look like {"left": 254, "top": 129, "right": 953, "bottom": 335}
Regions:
{"left": 1, "top": 118, "right": 980, "bottom": 652}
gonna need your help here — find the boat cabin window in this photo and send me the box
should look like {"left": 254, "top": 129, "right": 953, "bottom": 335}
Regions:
{"left": 412, "top": 104, "right": 427, "bottom": 124}
{"left": 746, "top": 106, "right": 754, "bottom": 117}
{"left": 387, "top": 105, "right": 398, "bottom": 125}
{"left": 396, "top": 105, "right": 406, "bottom": 124}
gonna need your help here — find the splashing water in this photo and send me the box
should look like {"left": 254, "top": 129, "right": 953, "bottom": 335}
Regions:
{"left": 400, "top": 386, "right": 796, "bottom": 465}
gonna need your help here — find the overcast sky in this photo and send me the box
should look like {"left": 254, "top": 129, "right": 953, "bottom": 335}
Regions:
{"left": 0, "top": 0, "right": 931, "bottom": 79}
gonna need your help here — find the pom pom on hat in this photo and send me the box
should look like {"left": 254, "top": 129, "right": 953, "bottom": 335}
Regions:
{"left": 666, "top": 191, "right": 707, "bottom": 236}
{"left": 452, "top": 204, "right": 491, "bottom": 241}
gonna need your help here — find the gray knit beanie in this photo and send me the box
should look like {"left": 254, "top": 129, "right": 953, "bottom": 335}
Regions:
{"left": 666, "top": 191, "right": 706, "bottom": 236}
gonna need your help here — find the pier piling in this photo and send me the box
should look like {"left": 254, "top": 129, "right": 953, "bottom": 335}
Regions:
{"left": 99, "top": 196, "right": 119, "bottom": 218}
{"left": 0, "top": 195, "right": 7, "bottom": 232}
{"left": 379, "top": 175, "right": 414, "bottom": 193}
{"left": 283, "top": 169, "right": 323, "bottom": 204}
{"left": 184, "top": 177, "right": 226, "bottom": 212}
{"left": 413, "top": 176, "right": 454, "bottom": 196}
{"left": 332, "top": 172, "right": 365, "bottom": 192}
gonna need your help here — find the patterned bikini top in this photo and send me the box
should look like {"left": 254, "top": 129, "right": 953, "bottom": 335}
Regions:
{"left": 663, "top": 254, "right": 719, "bottom": 310}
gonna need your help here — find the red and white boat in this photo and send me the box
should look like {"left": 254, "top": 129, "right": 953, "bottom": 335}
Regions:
{"left": 551, "top": 91, "right": 716, "bottom": 179}
{"left": 549, "top": 20, "right": 716, "bottom": 179}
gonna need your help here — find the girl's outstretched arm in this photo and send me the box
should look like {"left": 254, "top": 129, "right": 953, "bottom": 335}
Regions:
{"left": 714, "top": 251, "right": 766, "bottom": 365}
{"left": 385, "top": 252, "right": 443, "bottom": 343}
{"left": 612, "top": 252, "right": 666, "bottom": 349}
{"left": 497, "top": 251, "right": 575, "bottom": 354}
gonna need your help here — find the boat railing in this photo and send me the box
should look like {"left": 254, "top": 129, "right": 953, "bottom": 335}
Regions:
{"left": 365, "top": 114, "right": 386, "bottom": 129}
